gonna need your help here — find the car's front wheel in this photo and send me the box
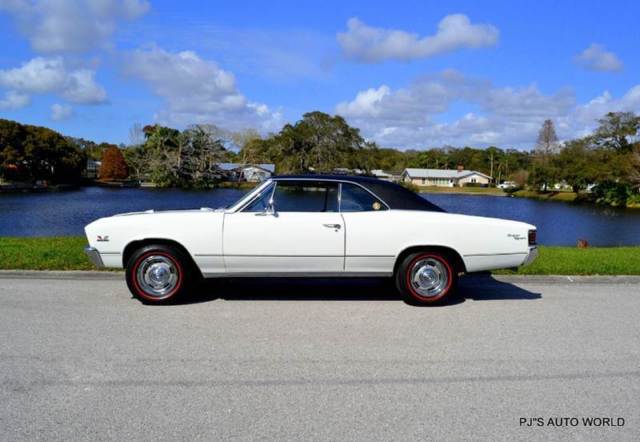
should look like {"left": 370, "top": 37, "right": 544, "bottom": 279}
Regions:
{"left": 395, "top": 251, "right": 457, "bottom": 305}
{"left": 125, "top": 244, "right": 194, "bottom": 304}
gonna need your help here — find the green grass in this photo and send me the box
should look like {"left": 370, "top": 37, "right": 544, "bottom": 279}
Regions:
{"left": 495, "top": 246, "right": 640, "bottom": 275}
{"left": 419, "top": 186, "right": 506, "bottom": 195}
{"left": 1, "top": 237, "right": 639, "bottom": 275}
{"left": 513, "top": 189, "right": 578, "bottom": 202}
{"left": 0, "top": 236, "right": 98, "bottom": 271}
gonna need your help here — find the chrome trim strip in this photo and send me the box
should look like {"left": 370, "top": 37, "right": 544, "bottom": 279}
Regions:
{"left": 209, "top": 254, "right": 395, "bottom": 258}
{"left": 463, "top": 252, "right": 528, "bottom": 257}
{"left": 84, "top": 246, "right": 104, "bottom": 268}
{"left": 234, "top": 177, "right": 391, "bottom": 213}
{"left": 203, "top": 271, "right": 393, "bottom": 278}
{"left": 274, "top": 177, "right": 391, "bottom": 211}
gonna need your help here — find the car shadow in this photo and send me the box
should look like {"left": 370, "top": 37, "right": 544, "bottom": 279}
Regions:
{"left": 172, "top": 273, "right": 541, "bottom": 306}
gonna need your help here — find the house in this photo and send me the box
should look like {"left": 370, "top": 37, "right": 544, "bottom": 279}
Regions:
{"left": 401, "top": 166, "right": 492, "bottom": 187}
{"left": 217, "top": 163, "right": 275, "bottom": 182}
{"left": 84, "top": 159, "right": 102, "bottom": 179}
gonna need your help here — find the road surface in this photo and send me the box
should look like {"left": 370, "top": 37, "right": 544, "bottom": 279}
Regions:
{"left": 1, "top": 275, "right": 639, "bottom": 441}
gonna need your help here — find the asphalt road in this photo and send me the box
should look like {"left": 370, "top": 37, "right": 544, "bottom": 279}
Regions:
{"left": 1, "top": 275, "right": 639, "bottom": 441}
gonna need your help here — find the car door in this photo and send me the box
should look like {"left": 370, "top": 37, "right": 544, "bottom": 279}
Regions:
{"left": 339, "top": 182, "right": 395, "bottom": 274}
{"left": 223, "top": 180, "right": 345, "bottom": 273}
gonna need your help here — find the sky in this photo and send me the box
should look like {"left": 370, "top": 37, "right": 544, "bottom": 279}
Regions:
{"left": 0, "top": 0, "right": 639, "bottom": 150}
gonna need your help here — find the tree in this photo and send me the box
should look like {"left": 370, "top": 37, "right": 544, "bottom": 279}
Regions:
{"left": 100, "top": 145, "right": 129, "bottom": 180}
{"left": 593, "top": 112, "right": 639, "bottom": 152}
{"left": 554, "top": 139, "right": 597, "bottom": 192}
{"left": 0, "top": 119, "right": 84, "bottom": 184}
{"left": 531, "top": 119, "right": 560, "bottom": 190}
{"left": 239, "top": 111, "right": 371, "bottom": 173}
{"left": 176, "top": 125, "right": 226, "bottom": 188}
{"left": 535, "top": 119, "right": 559, "bottom": 157}
{"left": 128, "top": 123, "right": 145, "bottom": 146}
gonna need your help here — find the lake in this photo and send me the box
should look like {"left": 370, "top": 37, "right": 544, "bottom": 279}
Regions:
{"left": 1, "top": 187, "right": 639, "bottom": 246}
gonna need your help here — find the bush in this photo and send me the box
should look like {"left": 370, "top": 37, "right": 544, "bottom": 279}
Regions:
{"left": 626, "top": 192, "right": 640, "bottom": 208}
{"left": 399, "top": 181, "right": 420, "bottom": 192}
{"left": 591, "top": 181, "right": 632, "bottom": 207}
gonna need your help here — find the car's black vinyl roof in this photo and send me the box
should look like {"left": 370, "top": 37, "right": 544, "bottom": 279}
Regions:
{"left": 272, "top": 174, "right": 445, "bottom": 212}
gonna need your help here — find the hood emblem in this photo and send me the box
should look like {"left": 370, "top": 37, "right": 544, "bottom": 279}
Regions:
{"left": 97, "top": 235, "right": 110, "bottom": 242}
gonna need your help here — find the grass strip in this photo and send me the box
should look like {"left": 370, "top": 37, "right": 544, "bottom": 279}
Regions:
{"left": 1, "top": 237, "right": 638, "bottom": 275}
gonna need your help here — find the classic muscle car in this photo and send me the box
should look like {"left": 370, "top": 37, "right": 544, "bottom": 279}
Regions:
{"left": 84, "top": 175, "right": 537, "bottom": 305}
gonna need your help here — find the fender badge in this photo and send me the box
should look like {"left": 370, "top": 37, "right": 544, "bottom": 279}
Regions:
{"left": 97, "top": 235, "right": 110, "bottom": 242}
{"left": 507, "top": 233, "right": 525, "bottom": 240}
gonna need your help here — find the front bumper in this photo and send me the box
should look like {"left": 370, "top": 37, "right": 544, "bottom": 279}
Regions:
{"left": 522, "top": 247, "right": 538, "bottom": 267}
{"left": 84, "top": 246, "right": 104, "bottom": 268}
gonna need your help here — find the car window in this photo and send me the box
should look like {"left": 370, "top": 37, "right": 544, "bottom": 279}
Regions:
{"left": 340, "top": 183, "right": 387, "bottom": 212}
{"left": 243, "top": 182, "right": 276, "bottom": 212}
{"left": 271, "top": 181, "right": 339, "bottom": 212}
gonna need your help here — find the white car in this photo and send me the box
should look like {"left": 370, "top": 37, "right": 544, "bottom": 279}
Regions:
{"left": 497, "top": 181, "right": 517, "bottom": 190}
{"left": 85, "top": 175, "right": 537, "bottom": 305}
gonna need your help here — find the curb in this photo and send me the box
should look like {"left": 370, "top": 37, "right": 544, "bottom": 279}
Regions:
{"left": 465, "top": 274, "right": 640, "bottom": 285}
{"left": 0, "top": 270, "right": 639, "bottom": 284}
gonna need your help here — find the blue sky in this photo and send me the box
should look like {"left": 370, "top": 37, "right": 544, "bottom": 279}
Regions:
{"left": 0, "top": 0, "right": 638, "bottom": 149}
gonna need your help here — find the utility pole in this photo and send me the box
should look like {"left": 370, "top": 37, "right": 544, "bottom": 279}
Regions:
{"left": 490, "top": 151, "right": 494, "bottom": 184}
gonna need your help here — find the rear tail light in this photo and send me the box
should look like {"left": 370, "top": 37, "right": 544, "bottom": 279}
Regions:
{"left": 528, "top": 229, "right": 537, "bottom": 246}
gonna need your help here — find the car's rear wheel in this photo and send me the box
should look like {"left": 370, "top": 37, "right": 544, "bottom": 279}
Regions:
{"left": 395, "top": 251, "right": 457, "bottom": 305}
{"left": 125, "top": 244, "right": 194, "bottom": 304}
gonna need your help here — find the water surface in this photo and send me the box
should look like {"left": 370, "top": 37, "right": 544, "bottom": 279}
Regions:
{"left": 1, "top": 187, "right": 639, "bottom": 246}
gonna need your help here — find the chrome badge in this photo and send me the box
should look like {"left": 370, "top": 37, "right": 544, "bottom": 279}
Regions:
{"left": 507, "top": 233, "right": 525, "bottom": 240}
{"left": 96, "top": 235, "right": 110, "bottom": 242}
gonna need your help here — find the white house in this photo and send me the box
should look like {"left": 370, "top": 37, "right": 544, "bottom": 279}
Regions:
{"left": 217, "top": 163, "right": 275, "bottom": 182}
{"left": 401, "top": 167, "right": 492, "bottom": 187}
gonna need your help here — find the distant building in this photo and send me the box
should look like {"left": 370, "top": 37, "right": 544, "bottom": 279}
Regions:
{"left": 84, "top": 159, "right": 102, "bottom": 179}
{"left": 217, "top": 163, "right": 275, "bottom": 182}
{"left": 401, "top": 166, "right": 492, "bottom": 187}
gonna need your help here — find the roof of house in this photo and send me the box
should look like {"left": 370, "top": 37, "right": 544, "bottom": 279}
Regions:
{"left": 402, "top": 168, "right": 492, "bottom": 180}
{"left": 217, "top": 163, "right": 275, "bottom": 173}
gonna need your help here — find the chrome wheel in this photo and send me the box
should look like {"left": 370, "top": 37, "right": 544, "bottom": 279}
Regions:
{"left": 136, "top": 255, "right": 179, "bottom": 297}
{"left": 409, "top": 257, "right": 449, "bottom": 298}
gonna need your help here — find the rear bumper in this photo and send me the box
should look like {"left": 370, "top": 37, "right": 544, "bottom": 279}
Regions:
{"left": 84, "top": 246, "right": 104, "bottom": 268}
{"left": 522, "top": 247, "right": 538, "bottom": 267}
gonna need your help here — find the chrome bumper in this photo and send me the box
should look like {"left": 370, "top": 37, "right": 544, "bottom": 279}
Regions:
{"left": 522, "top": 247, "right": 538, "bottom": 267}
{"left": 84, "top": 246, "right": 104, "bottom": 268}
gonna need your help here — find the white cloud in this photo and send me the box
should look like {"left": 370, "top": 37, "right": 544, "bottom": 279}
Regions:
{"left": 51, "top": 103, "right": 73, "bottom": 120}
{"left": 574, "top": 44, "right": 623, "bottom": 72}
{"left": 0, "top": 90, "right": 30, "bottom": 109}
{"left": 0, "top": 57, "right": 107, "bottom": 104}
{"left": 0, "top": 0, "right": 150, "bottom": 53}
{"left": 335, "top": 70, "right": 640, "bottom": 149}
{"left": 124, "top": 46, "right": 282, "bottom": 131}
{"left": 337, "top": 15, "right": 499, "bottom": 63}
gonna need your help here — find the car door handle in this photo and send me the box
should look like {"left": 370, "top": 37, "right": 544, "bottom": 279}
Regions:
{"left": 323, "top": 223, "right": 341, "bottom": 229}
